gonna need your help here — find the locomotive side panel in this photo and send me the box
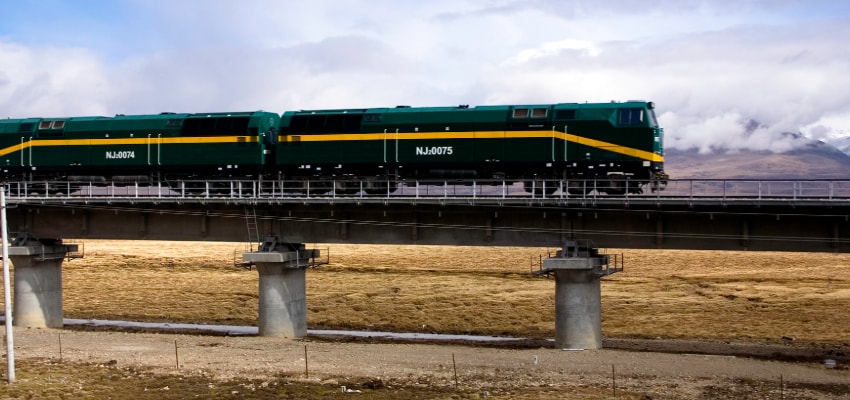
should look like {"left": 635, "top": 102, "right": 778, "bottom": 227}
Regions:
{"left": 0, "top": 118, "right": 40, "bottom": 176}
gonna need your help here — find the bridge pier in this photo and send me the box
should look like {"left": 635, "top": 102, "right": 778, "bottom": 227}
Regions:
{"left": 8, "top": 237, "right": 79, "bottom": 328}
{"left": 542, "top": 241, "right": 621, "bottom": 350}
{"left": 242, "top": 236, "right": 321, "bottom": 338}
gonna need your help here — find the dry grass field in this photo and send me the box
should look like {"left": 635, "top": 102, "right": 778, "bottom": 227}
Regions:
{"left": 1, "top": 240, "right": 849, "bottom": 399}
{"left": 55, "top": 240, "right": 850, "bottom": 344}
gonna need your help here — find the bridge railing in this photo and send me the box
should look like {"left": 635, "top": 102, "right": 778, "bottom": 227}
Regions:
{"left": 659, "top": 180, "right": 850, "bottom": 200}
{"left": 6, "top": 179, "right": 850, "bottom": 202}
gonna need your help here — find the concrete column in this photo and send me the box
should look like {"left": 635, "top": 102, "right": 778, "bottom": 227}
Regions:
{"left": 256, "top": 264, "right": 306, "bottom": 337}
{"left": 9, "top": 244, "right": 78, "bottom": 328}
{"left": 543, "top": 255, "right": 608, "bottom": 350}
{"left": 243, "top": 247, "right": 319, "bottom": 338}
{"left": 553, "top": 267, "right": 602, "bottom": 350}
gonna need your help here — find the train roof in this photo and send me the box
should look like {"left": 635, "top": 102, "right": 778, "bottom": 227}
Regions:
{"left": 285, "top": 101, "right": 654, "bottom": 116}
{"left": 0, "top": 111, "right": 279, "bottom": 135}
{"left": 1, "top": 110, "right": 275, "bottom": 122}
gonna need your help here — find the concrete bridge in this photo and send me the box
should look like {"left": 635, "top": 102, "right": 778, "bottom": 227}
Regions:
{"left": 4, "top": 178, "right": 849, "bottom": 347}
{"left": 5, "top": 178, "right": 850, "bottom": 252}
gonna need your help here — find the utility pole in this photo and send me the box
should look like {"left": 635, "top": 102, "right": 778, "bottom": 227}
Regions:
{"left": 2, "top": 186, "right": 15, "bottom": 383}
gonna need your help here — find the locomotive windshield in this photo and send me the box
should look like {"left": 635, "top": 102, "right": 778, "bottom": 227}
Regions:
{"left": 647, "top": 108, "right": 658, "bottom": 127}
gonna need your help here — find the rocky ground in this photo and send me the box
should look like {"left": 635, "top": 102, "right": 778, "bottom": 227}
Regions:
{"left": 2, "top": 326, "right": 847, "bottom": 399}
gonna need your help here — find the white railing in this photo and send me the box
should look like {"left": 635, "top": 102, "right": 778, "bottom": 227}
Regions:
{"left": 5, "top": 179, "right": 850, "bottom": 202}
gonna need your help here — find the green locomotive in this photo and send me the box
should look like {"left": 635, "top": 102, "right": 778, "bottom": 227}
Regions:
{"left": 0, "top": 100, "right": 665, "bottom": 195}
{"left": 0, "top": 111, "right": 279, "bottom": 183}
{"left": 277, "top": 101, "right": 665, "bottom": 194}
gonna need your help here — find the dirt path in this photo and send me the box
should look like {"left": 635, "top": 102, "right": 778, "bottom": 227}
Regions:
{"left": 9, "top": 327, "right": 849, "bottom": 399}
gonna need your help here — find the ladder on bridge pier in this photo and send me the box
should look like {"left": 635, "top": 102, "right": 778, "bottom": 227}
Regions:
{"left": 244, "top": 206, "right": 260, "bottom": 252}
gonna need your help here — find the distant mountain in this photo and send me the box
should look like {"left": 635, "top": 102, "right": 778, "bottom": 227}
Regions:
{"left": 665, "top": 137, "right": 850, "bottom": 179}
{"left": 826, "top": 135, "right": 850, "bottom": 156}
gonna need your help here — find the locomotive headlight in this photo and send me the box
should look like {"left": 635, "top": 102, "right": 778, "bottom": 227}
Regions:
{"left": 643, "top": 161, "right": 650, "bottom": 167}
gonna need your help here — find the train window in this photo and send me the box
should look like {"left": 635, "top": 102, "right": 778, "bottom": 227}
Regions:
{"left": 618, "top": 108, "right": 644, "bottom": 126}
{"left": 531, "top": 108, "right": 548, "bottom": 118}
{"left": 38, "top": 121, "right": 65, "bottom": 130}
{"left": 513, "top": 108, "right": 529, "bottom": 118}
{"left": 647, "top": 109, "right": 658, "bottom": 127}
{"left": 555, "top": 109, "right": 576, "bottom": 120}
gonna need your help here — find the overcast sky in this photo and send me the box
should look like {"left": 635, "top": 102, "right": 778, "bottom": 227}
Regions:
{"left": 1, "top": 0, "right": 849, "bottom": 154}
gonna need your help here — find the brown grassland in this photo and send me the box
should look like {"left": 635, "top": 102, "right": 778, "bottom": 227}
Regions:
{"left": 1, "top": 240, "right": 849, "bottom": 399}
{"left": 60, "top": 241, "right": 850, "bottom": 343}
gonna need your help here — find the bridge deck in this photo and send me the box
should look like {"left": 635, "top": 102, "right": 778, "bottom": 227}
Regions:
{"left": 6, "top": 179, "right": 850, "bottom": 252}
{"left": 6, "top": 178, "right": 850, "bottom": 207}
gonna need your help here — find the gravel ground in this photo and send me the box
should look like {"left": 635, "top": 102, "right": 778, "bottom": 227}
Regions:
{"left": 6, "top": 327, "right": 849, "bottom": 399}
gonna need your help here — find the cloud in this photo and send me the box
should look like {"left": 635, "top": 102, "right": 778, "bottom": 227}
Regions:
{"left": 1, "top": 1, "right": 849, "bottom": 156}
{"left": 503, "top": 39, "right": 601, "bottom": 65}
{"left": 0, "top": 41, "right": 111, "bottom": 117}
{"left": 474, "top": 14, "right": 850, "bottom": 152}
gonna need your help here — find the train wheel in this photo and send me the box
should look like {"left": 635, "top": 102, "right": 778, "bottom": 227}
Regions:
{"left": 333, "top": 180, "right": 360, "bottom": 195}
{"left": 599, "top": 174, "right": 628, "bottom": 196}
{"left": 566, "top": 180, "right": 590, "bottom": 195}
{"left": 523, "top": 179, "right": 558, "bottom": 196}
{"left": 308, "top": 181, "right": 332, "bottom": 195}
{"left": 363, "top": 178, "right": 397, "bottom": 195}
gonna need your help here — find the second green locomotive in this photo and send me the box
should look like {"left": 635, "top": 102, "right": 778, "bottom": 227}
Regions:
{"left": 277, "top": 101, "right": 665, "bottom": 194}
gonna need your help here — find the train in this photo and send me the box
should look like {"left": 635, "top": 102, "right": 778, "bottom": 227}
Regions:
{"left": 0, "top": 101, "right": 666, "bottom": 195}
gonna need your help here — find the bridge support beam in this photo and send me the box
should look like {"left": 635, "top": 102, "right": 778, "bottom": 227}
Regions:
{"left": 243, "top": 240, "right": 320, "bottom": 338}
{"left": 9, "top": 240, "right": 78, "bottom": 328}
{"left": 542, "top": 242, "right": 619, "bottom": 350}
